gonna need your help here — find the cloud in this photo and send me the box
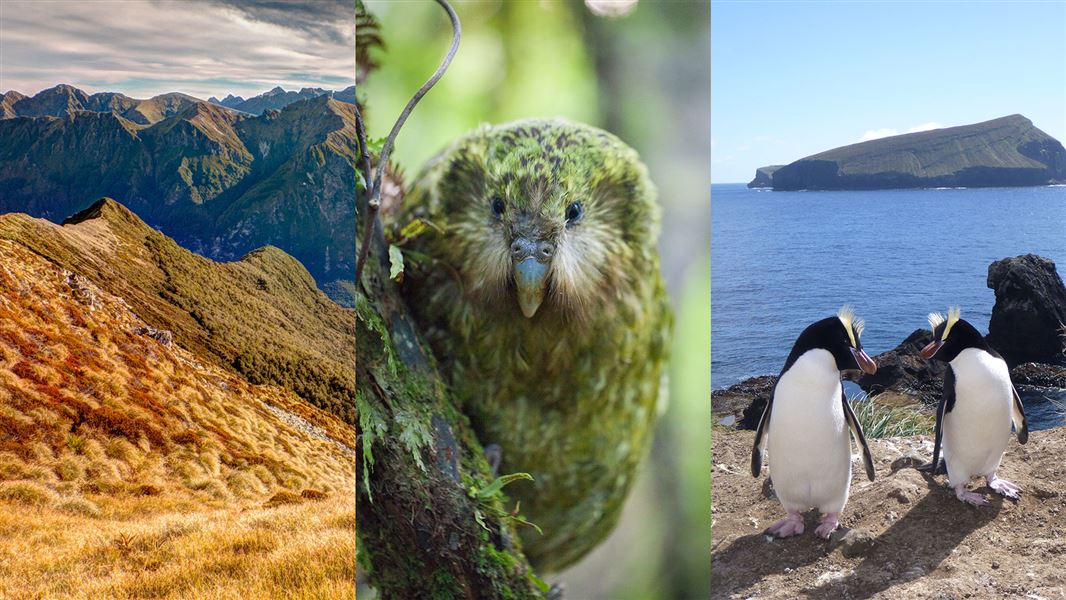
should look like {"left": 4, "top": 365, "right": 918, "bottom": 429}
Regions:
{"left": 858, "top": 121, "right": 945, "bottom": 142}
{"left": 859, "top": 127, "right": 900, "bottom": 142}
{"left": 904, "top": 121, "right": 944, "bottom": 134}
{"left": 0, "top": 0, "right": 354, "bottom": 99}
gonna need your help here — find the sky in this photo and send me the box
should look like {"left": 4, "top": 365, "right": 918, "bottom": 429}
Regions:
{"left": 711, "top": 1, "right": 1066, "bottom": 183}
{"left": 0, "top": 0, "right": 355, "bottom": 100}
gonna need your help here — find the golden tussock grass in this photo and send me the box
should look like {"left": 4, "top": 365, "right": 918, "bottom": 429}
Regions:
{"left": 0, "top": 241, "right": 355, "bottom": 598}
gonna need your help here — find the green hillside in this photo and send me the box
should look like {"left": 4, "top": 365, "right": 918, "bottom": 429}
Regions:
{"left": 770, "top": 115, "right": 1066, "bottom": 190}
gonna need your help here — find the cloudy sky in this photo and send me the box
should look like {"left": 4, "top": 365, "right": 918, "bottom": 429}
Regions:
{"left": 0, "top": 0, "right": 355, "bottom": 99}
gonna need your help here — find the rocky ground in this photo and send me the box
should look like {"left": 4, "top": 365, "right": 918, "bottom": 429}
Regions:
{"left": 712, "top": 426, "right": 1066, "bottom": 599}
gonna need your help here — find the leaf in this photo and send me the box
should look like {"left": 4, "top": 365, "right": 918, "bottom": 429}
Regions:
{"left": 399, "top": 219, "right": 429, "bottom": 240}
{"left": 367, "top": 137, "right": 386, "bottom": 155}
{"left": 388, "top": 245, "right": 405, "bottom": 281}
{"left": 507, "top": 514, "right": 543, "bottom": 536}
{"left": 476, "top": 472, "right": 534, "bottom": 500}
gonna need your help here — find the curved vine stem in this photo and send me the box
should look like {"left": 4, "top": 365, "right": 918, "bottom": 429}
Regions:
{"left": 355, "top": 0, "right": 461, "bottom": 284}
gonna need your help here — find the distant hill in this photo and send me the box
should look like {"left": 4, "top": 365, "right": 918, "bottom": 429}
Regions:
{"left": 0, "top": 199, "right": 357, "bottom": 423}
{"left": 0, "top": 86, "right": 359, "bottom": 295}
{"left": 753, "top": 115, "right": 1066, "bottom": 190}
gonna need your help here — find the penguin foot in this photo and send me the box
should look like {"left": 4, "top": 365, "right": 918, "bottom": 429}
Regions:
{"left": 954, "top": 485, "right": 989, "bottom": 507}
{"left": 814, "top": 513, "right": 840, "bottom": 539}
{"left": 765, "top": 511, "right": 804, "bottom": 538}
{"left": 987, "top": 474, "right": 1021, "bottom": 499}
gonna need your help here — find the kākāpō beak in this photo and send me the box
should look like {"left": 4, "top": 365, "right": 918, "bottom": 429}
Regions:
{"left": 851, "top": 347, "right": 878, "bottom": 374}
{"left": 920, "top": 340, "right": 943, "bottom": 360}
{"left": 510, "top": 236, "right": 553, "bottom": 318}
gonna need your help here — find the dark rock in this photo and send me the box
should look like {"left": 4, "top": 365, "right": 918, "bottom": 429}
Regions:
{"left": 847, "top": 329, "right": 946, "bottom": 407}
{"left": 986, "top": 254, "right": 1066, "bottom": 366}
{"left": 746, "top": 165, "right": 783, "bottom": 189}
{"left": 770, "top": 115, "right": 1066, "bottom": 191}
{"left": 711, "top": 375, "right": 776, "bottom": 430}
{"left": 133, "top": 326, "right": 174, "bottom": 347}
{"left": 1010, "top": 362, "right": 1066, "bottom": 387}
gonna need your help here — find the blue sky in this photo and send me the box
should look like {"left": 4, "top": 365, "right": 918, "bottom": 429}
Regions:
{"left": 711, "top": 1, "right": 1066, "bottom": 183}
{"left": 0, "top": 0, "right": 354, "bottom": 100}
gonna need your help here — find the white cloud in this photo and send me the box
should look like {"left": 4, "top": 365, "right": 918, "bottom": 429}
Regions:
{"left": 0, "top": 0, "right": 354, "bottom": 99}
{"left": 859, "top": 128, "right": 899, "bottom": 142}
{"left": 905, "top": 122, "right": 944, "bottom": 134}
{"left": 858, "top": 121, "right": 945, "bottom": 142}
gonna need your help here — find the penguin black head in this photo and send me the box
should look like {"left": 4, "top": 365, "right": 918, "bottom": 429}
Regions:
{"left": 783, "top": 306, "right": 878, "bottom": 375}
{"left": 921, "top": 307, "right": 990, "bottom": 362}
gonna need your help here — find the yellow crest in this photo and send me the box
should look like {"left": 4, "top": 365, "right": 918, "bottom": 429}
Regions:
{"left": 837, "top": 305, "right": 864, "bottom": 348}
{"left": 928, "top": 306, "right": 961, "bottom": 340}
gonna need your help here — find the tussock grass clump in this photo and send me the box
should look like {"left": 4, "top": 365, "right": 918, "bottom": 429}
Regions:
{"left": 264, "top": 491, "right": 303, "bottom": 507}
{"left": 851, "top": 394, "right": 935, "bottom": 438}
{"left": 0, "top": 481, "right": 56, "bottom": 506}
{"left": 57, "top": 497, "right": 101, "bottom": 517}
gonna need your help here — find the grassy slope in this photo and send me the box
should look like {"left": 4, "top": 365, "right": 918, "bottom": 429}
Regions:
{"left": 0, "top": 199, "right": 357, "bottom": 423}
{"left": 0, "top": 239, "right": 354, "bottom": 598}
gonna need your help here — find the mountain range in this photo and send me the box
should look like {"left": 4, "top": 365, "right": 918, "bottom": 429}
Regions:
{"left": 209, "top": 86, "right": 357, "bottom": 115}
{"left": 0, "top": 84, "right": 358, "bottom": 297}
{"left": 1, "top": 83, "right": 356, "bottom": 121}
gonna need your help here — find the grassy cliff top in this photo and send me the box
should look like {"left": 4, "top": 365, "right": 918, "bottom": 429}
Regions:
{"left": 801, "top": 114, "right": 1060, "bottom": 178}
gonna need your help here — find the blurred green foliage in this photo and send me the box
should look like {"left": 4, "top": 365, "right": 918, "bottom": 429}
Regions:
{"left": 361, "top": 1, "right": 710, "bottom": 597}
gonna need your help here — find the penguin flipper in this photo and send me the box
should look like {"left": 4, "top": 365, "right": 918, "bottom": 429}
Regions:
{"left": 841, "top": 385, "right": 875, "bottom": 481}
{"left": 1011, "top": 384, "right": 1029, "bottom": 444}
{"left": 923, "top": 367, "right": 953, "bottom": 475}
{"left": 750, "top": 394, "right": 774, "bottom": 477}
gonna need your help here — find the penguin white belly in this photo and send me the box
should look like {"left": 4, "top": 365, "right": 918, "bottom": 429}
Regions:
{"left": 767, "top": 350, "right": 852, "bottom": 514}
{"left": 943, "top": 348, "right": 1013, "bottom": 486}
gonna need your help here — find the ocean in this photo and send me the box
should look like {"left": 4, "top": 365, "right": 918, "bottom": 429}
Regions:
{"left": 711, "top": 183, "right": 1066, "bottom": 429}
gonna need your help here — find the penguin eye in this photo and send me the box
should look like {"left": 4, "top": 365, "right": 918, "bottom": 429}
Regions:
{"left": 490, "top": 197, "right": 505, "bottom": 218}
{"left": 565, "top": 202, "right": 583, "bottom": 225}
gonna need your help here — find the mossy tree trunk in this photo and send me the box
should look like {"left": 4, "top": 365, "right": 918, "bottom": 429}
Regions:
{"left": 354, "top": 134, "right": 546, "bottom": 600}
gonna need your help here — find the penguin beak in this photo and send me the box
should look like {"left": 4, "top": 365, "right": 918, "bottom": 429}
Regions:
{"left": 920, "top": 340, "right": 943, "bottom": 360}
{"left": 851, "top": 347, "right": 877, "bottom": 374}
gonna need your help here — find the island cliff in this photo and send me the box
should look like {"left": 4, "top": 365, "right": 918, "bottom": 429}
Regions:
{"left": 752, "top": 115, "right": 1065, "bottom": 191}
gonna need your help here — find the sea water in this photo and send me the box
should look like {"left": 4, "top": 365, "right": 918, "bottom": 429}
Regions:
{"left": 711, "top": 183, "right": 1066, "bottom": 428}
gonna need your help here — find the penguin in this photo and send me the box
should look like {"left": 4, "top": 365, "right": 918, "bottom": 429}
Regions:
{"left": 751, "top": 306, "right": 878, "bottom": 538}
{"left": 919, "top": 307, "right": 1028, "bottom": 506}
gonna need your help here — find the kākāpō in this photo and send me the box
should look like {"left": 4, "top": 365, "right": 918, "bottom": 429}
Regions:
{"left": 396, "top": 118, "right": 671, "bottom": 572}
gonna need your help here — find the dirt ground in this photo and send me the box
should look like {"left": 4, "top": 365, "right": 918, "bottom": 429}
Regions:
{"left": 712, "top": 426, "right": 1066, "bottom": 599}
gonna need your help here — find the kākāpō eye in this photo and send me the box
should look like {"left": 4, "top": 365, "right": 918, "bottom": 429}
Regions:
{"left": 565, "top": 202, "right": 583, "bottom": 224}
{"left": 491, "top": 197, "right": 505, "bottom": 218}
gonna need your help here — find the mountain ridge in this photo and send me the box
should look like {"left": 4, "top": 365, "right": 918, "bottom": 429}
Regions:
{"left": 0, "top": 89, "right": 358, "bottom": 292}
{"left": 0, "top": 83, "right": 356, "bottom": 122}
{"left": 0, "top": 198, "right": 356, "bottom": 423}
